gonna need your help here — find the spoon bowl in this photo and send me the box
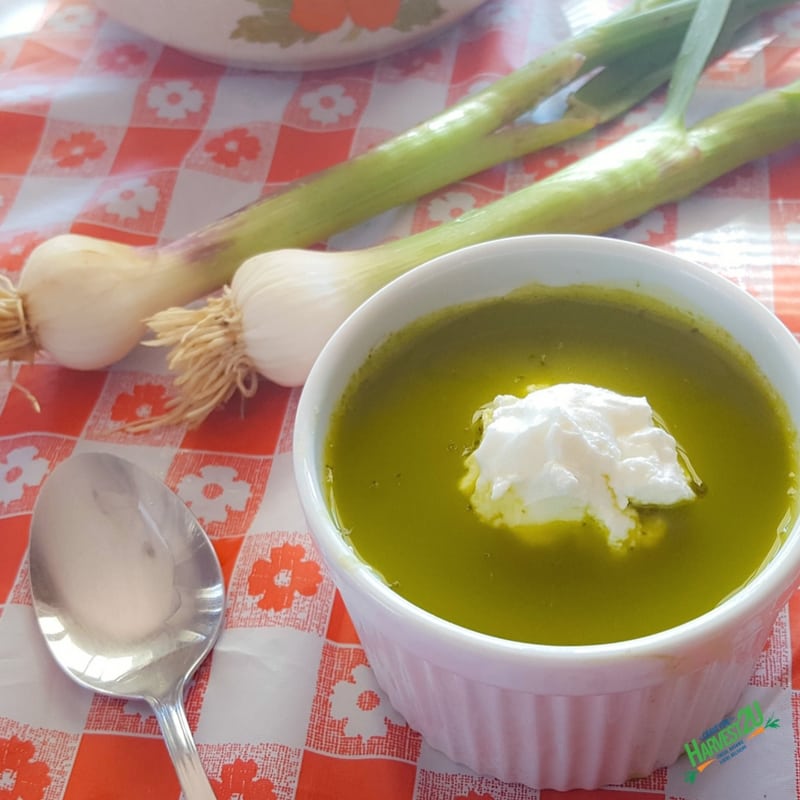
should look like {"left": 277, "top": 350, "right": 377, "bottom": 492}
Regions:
{"left": 29, "top": 452, "right": 225, "bottom": 799}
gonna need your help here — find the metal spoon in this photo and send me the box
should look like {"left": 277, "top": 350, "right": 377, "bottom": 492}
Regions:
{"left": 29, "top": 452, "right": 225, "bottom": 799}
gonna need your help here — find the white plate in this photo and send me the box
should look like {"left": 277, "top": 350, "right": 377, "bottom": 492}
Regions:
{"left": 94, "top": 0, "right": 490, "bottom": 71}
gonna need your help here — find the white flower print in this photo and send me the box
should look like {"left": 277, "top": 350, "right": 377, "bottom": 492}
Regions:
{"left": 147, "top": 80, "right": 205, "bottom": 121}
{"left": 46, "top": 4, "right": 97, "bottom": 32}
{"left": 329, "top": 664, "right": 405, "bottom": 739}
{"left": 177, "top": 465, "right": 251, "bottom": 525}
{"left": 426, "top": 190, "right": 477, "bottom": 224}
{"left": 100, "top": 177, "right": 159, "bottom": 221}
{"left": 0, "top": 446, "right": 49, "bottom": 503}
{"left": 300, "top": 84, "right": 356, "bottom": 124}
{"left": 527, "top": 153, "right": 565, "bottom": 180}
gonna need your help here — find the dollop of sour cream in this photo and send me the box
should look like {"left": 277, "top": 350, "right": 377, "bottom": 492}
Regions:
{"left": 460, "top": 383, "right": 698, "bottom": 548}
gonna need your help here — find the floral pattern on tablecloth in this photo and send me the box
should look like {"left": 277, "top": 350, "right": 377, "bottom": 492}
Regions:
{"left": 1, "top": 0, "right": 800, "bottom": 798}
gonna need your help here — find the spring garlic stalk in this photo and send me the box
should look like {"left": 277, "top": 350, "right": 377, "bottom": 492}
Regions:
{"left": 0, "top": 0, "right": 787, "bottom": 371}
{"left": 138, "top": 1, "right": 800, "bottom": 429}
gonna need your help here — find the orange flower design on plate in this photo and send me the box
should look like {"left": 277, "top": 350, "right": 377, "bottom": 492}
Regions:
{"left": 210, "top": 758, "right": 276, "bottom": 800}
{"left": 0, "top": 735, "right": 51, "bottom": 800}
{"left": 248, "top": 542, "right": 322, "bottom": 611}
{"left": 205, "top": 127, "right": 261, "bottom": 168}
{"left": 111, "top": 383, "right": 170, "bottom": 425}
{"left": 232, "top": 0, "right": 444, "bottom": 46}
{"left": 51, "top": 131, "right": 106, "bottom": 168}
{"left": 290, "top": 0, "right": 401, "bottom": 33}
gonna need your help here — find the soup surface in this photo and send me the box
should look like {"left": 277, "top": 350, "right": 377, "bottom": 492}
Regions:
{"left": 324, "top": 287, "right": 797, "bottom": 645}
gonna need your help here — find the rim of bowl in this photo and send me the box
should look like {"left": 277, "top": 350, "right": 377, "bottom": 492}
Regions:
{"left": 93, "top": 0, "right": 490, "bottom": 71}
{"left": 293, "top": 234, "right": 800, "bottom": 668}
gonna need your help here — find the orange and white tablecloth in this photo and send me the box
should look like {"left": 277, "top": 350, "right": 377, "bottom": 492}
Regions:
{"left": 1, "top": 1, "right": 800, "bottom": 798}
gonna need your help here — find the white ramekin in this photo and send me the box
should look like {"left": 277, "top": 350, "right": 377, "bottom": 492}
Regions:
{"left": 293, "top": 235, "right": 800, "bottom": 790}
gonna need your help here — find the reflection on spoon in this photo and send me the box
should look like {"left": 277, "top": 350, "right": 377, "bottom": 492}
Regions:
{"left": 29, "top": 452, "right": 225, "bottom": 799}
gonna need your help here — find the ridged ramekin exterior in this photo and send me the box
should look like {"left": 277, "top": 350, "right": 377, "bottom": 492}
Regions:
{"left": 335, "top": 575, "right": 784, "bottom": 790}
{"left": 294, "top": 235, "right": 800, "bottom": 791}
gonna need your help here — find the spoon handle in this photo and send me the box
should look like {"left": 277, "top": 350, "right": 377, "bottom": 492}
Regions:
{"left": 150, "top": 688, "right": 217, "bottom": 800}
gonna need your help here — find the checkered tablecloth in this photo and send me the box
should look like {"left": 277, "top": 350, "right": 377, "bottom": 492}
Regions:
{"left": 1, "top": 1, "right": 800, "bottom": 798}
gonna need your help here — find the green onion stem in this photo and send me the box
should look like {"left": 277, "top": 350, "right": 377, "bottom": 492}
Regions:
{"left": 661, "top": 0, "right": 733, "bottom": 125}
{"left": 159, "top": 0, "right": 788, "bottom": 294}
{"left": 142, "top": 80, "right": 800, "bottom": 429}
{"left": 355, "top": 80, "right": 800, "bottom": 296}
{"left": 141, "top": 0, "right": 800, "bottom": 430}
{"left": 568, "top": 0, "right": 767, "bottom": 123}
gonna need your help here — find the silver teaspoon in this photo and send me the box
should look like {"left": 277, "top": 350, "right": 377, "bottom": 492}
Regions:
{"left": 29, "top": 452, "right": 225, "bottom": 799}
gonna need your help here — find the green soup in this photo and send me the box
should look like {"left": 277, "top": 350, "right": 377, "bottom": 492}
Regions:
{"left": 324, "top": 287, "right": 797, "bottom": 646}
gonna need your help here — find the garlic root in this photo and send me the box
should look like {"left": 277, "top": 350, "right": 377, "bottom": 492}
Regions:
{"left": 128, "top": 290, "right": 259, "bottom": 431}
{"left": 0, "top": 276, "right": 36, "bottom": 363}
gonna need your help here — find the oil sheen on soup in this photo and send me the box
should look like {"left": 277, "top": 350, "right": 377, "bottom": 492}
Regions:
{"left": 324, "top": 287, "right": 797, "bottom": 646}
